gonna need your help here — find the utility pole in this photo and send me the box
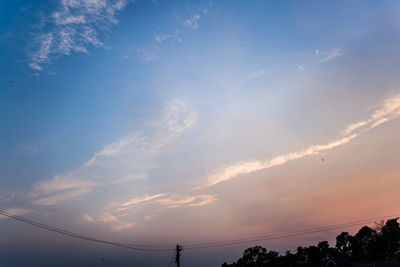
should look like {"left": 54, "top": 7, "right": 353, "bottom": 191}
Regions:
{"left": 175, "top": 244, "right": 182, "bottom": 267}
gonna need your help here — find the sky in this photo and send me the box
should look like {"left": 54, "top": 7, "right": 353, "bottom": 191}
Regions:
{"left": 1, "top": 0, "right": 400, "bottom": 266}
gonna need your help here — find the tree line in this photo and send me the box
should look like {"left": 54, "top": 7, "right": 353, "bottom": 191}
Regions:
{"left": 221, "top": 218, "right": 400, "bottom": 266}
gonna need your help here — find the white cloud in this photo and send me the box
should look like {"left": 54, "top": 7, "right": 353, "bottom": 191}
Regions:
{"left": 33, "top": 188, "right": 91, "bottom": 206}
{"left": 317, "top": 47, "right": 344, "bottom": 62}
{"left": 245, "top": 69, "right": 268, "bottom": 80}
{"left": 130, "top": 7, "right": 208, "bottom": 62}
{"left": 154, "top": 30, "right": 181, "bottom": 44}
{"left": 100, "top": 212, "right": 119, "bottom": 222}
{"left": 199, "top": 134, "right": 357, "bottom": 188}
{"left": 113, "top": 222, "right": 134, "bottom": 231}
{"left": 34, "top": 176, "right": 96, "bottom": 192}
{"left": 341, "top": 94, "right": 400, "bottom": 135}
{"left": 184, "top": 14, "right": 201, "bottom": 30}
{"left": 84, "top": 211, "right": 134, "bottom": 231}
{"left": 144, "top": 215, "right": 155, "bottom": 221}
{"left": 133, "top": 46, "right": 159, "bottom": 62}
{"left": 155, "top": 194, "right": 218, "bottom": 208}
{"left": 84, "top": 98, "right": 196, "bottom": 166}
{"left": 198, "top": 94, "right": 400, "bottom": 188}
{"left": 29, "top": 33, "right": 53, "bottom": 70}
{"left": 119, "top": 193, "right": 166, "bottom": 210}
{"left": 83, "top": 213, "right": 94, "bottom": 222}
{"left": 341, "top": 121, "right": 368, "bottom": 135}
{"left": 163, "top": 98, "right": 197, "bottom": 134}
{"left": 29, "top": 0, "right": 127, "bottom": 71}
{"left": 297, "top": 65, "right": 305, "bottom": 71}
{"left": 30, "top": 99, "right": 197, "bottom": 206}
{"left": 111, "top": 193, "right": 217, "bottom": 213}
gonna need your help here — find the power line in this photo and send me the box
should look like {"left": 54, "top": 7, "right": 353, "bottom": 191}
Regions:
{"left": 166, "top": 250, "right": 176, "bottom": 267}
{"left": 121, "top": 243, "right": 174, "bottom": 248}
{"left": 0, "top": 209, "right": 174, "bottom": 252}
{"left": 1, "top": 209, "right": 398, "bottom": 253}
{"left": 183, "top": 214, "right": 399, "bottom": 250}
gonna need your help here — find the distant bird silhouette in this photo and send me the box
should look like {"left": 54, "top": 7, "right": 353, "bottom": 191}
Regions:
{"left": 320, "top": 157, "right": 325, "bottom": 162}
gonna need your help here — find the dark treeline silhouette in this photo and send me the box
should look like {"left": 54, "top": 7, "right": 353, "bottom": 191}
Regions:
{"left": 222, "top": 218, "right": 400, "bottom": 267}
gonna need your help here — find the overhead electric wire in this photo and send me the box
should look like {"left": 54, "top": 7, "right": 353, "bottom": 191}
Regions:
{"left": 121, "top": 243, "right": 175, "bottom": 248}
{"left": 166, "top": 250, "right": 177, "bottom": 267}
{"left": 183, "top": 213, "right": 400, "bottom": 250}
{"left": 1, "top": 209, "right": 398, "bottom": 252}
{"left": 0, "top": 209, "right": 174, "bottom": 252}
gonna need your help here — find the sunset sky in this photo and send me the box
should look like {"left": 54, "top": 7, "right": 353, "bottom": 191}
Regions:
{"left": 1, "top": 0, "right": 400, "bottom": 266}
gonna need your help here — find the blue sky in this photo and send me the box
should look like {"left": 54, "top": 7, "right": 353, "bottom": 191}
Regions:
{"left": 1, "top": 0, "right": 400, "bottom": 266}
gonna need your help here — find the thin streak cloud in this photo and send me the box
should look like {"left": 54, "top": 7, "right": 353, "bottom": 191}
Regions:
{"left": 111, "top": 193, "right": 218, "bottom": 212}
{"left": 83, "top": 211, "right": 134, "bottom": 231}
{"left": 198, "top": 94, "right": 400, "bottom": 188}
{"left": 318, "top": 47, "right": 344, "bottom": 62}
{"left": 155, "top": 194, "right": 218, "bottom": 208}
{"left": 245, "top": 69, "right": 268, "bottom": 80}
{"left": 121, "top": 194, "right": 166, "bottom": 208}
{"left": 81, "top": 193, "right": 217, "bottom": 231}
{"left": 33, "top": 188, "right": 91, "bottom": 206}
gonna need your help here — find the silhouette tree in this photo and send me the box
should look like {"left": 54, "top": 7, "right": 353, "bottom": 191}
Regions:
{"left": 222, "top": 218, "right": 400, "bottom": 267}
{"left": 351, "top": 226, "right": 377, "bottom": 259}
{"left": 221, "top": 246, "right": 280, "bottom": 267}
{"left": 379, "top": 218, "right": 400, "bottom": 259}
{"left": 238, "top": 246, "right": 279, "bottom": 266}
{"left": 336, "top": 231, "right": 352, "bottom": 257}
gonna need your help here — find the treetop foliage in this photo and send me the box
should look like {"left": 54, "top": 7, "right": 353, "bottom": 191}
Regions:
{"left": 222, "top": 218, "right": 400, "bottom": 267}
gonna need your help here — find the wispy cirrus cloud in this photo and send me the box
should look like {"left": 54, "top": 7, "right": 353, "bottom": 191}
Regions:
{"left": 29, "top": 0, "right": 128, "bottom": 71}
{"left": 184, "top": 14, "right": 201, "bottom": 30}
{"left": 82, "top": 193, "right": 216, "bottom": 230}
{"left": 156, "top": 194, "right": 218, "bottom": 208}
{"left": 84, "top": 98, "right": 196, "bottom": 166}
{"left": 119, "top": 194, "right": 166, "bottom": 210}
{"left": 198, "top": 94, "right": 400, "bottom": 188}
{"left": 83, "top": 212, "right": 134, "bottom": 231}
{"left": 316, "top": 47, "right": 344, "bottom": 62}
{"left": 341, "top": 94, "right": 400, "bottom": 135}
{"left": 154, "top": 30, "right": 181, "bottom": 44}
{"left": 31, "top": 99, "right": 197, "bottom": 206}
{"left": 108, "top": 193, "right": 218, "bottom": 215}
{"left": 131, "top": 9, "right": 207, "bottom": 62}
{"left": 245, "top": 69, "right": 269, "bottom": 80}
{"left": 99, "top": 212, "right": 119, "bottom": 223}
{"left": 33, "top": 188, "right": 91, "bottom": 206}
{"left": 114, "top": 193, "right": 217, "bottom": 212}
